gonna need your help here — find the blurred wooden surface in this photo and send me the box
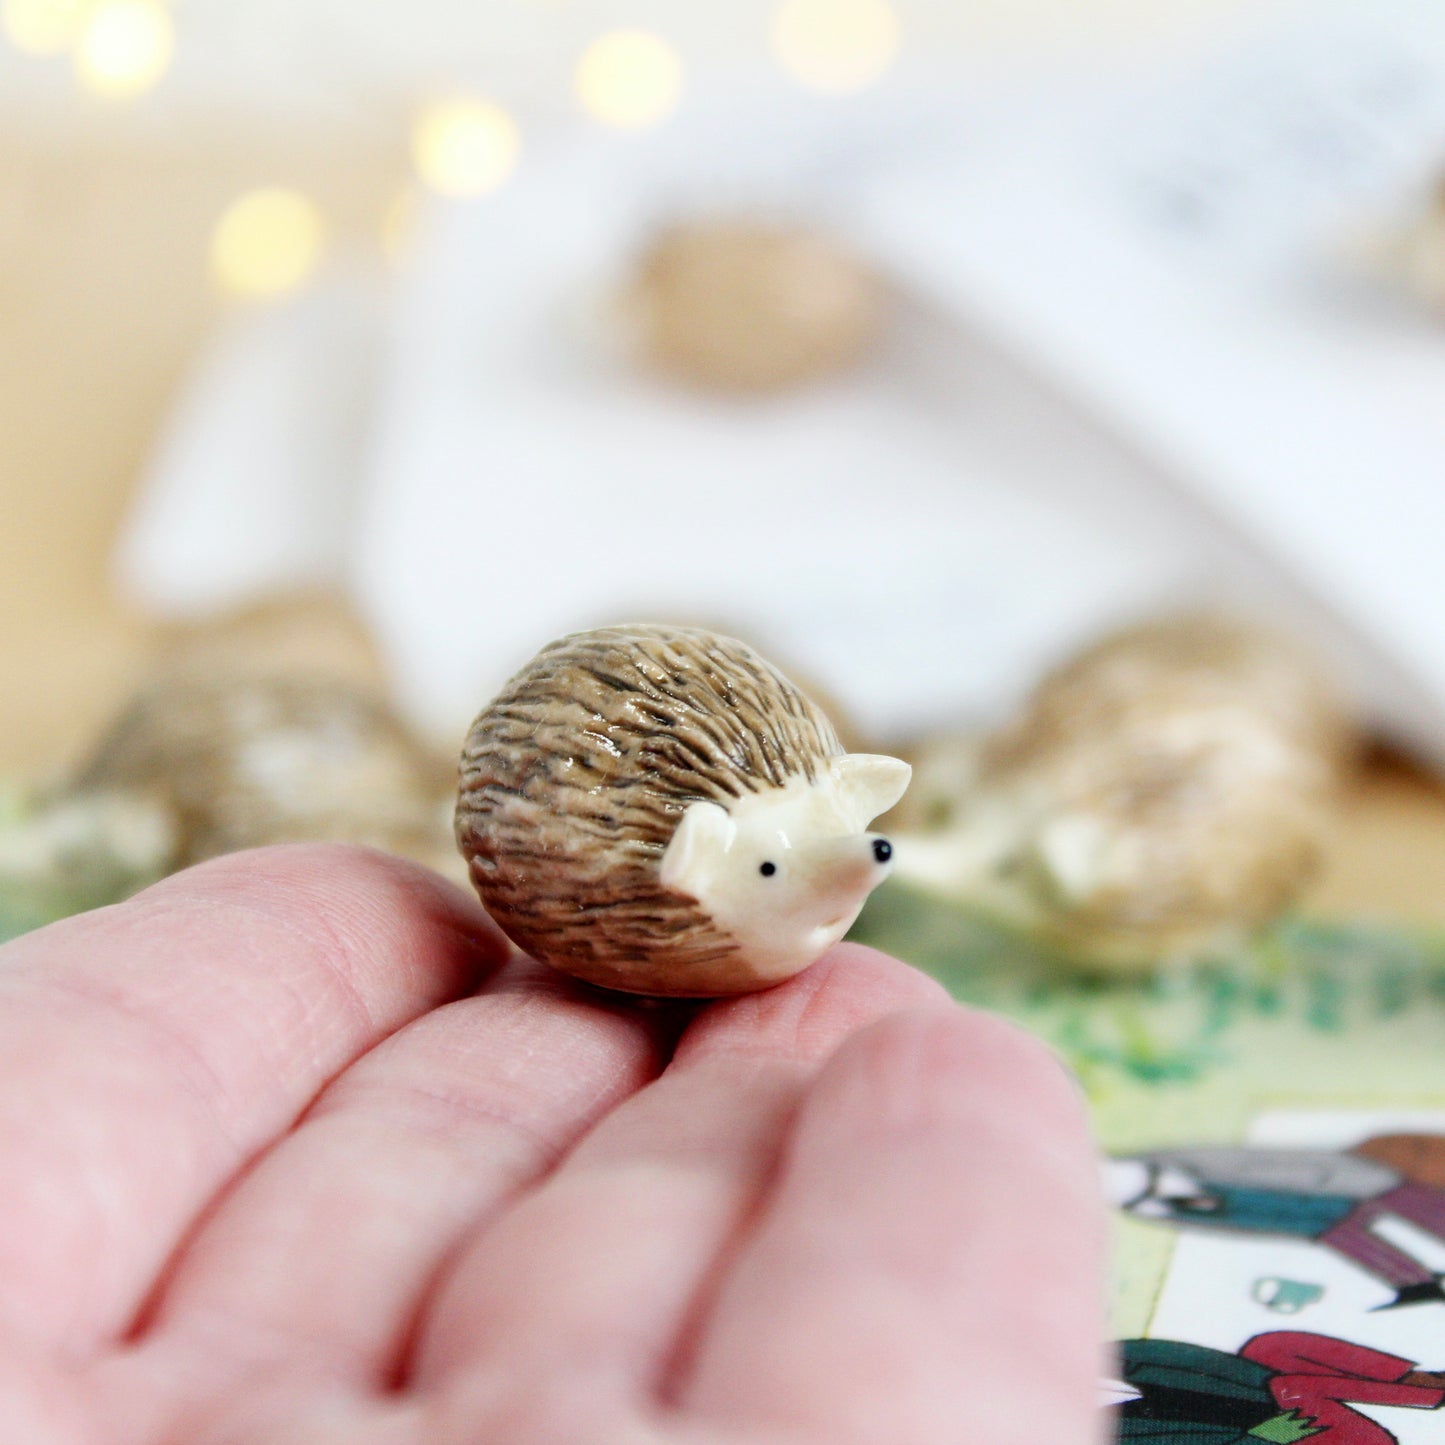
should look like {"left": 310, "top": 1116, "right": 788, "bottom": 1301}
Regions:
{"left": 2, "top": 119, "right": 1444, "bottom": 925}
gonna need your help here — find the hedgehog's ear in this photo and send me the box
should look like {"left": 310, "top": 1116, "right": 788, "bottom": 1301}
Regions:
{"left": 829, "top": 754, "right": 912, "bottom": 827}
{"left": 660, "top": 800, "right": 736, "bottom": 899}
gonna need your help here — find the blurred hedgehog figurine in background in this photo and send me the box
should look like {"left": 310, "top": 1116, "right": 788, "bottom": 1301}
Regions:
{"left": 74, "top": 671, "right": 457, "bottom": 876}
{"left": 890, "top": 615, "right": 1356, "bottom": 973}
{"left": 0, "top": 598, "right": 463, "bottom": 928}
{"left": 455, "top": 624, "right": 910, "bottom": 997}
{"left": 621, "top": 221, "right": 886, "bottom": 394}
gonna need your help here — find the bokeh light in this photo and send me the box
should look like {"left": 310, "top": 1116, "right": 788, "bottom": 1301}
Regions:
{"left": 74, "top": 0, "right": 174, "bottom": 97}
{"left": 771, "top": 0, "right": 900, "bottom": 95}
{"left": 575, "top": 30, "right": 683, "bottom": 129}
{"left": 411, "top": 97, "right": 521, "bottom": 198}
{"left": 210, "top": 188, "right": 326, "bottom": 299}
{"left": 2, "top": 0, "right": 90, "bottom": 55}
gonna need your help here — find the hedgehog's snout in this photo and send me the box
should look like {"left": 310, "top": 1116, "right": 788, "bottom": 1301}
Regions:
{"left": 809, "top": 830, "right": 895, "bottom": 908}
{"left": 853, "top": 831, "right": 895, "bottom": 874}
{"left": 840, "top": 832, "right": 894, "bottom": 882}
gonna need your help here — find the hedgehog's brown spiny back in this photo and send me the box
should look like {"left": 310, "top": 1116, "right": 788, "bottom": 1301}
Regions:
{"left": 78, "top": 672, "right": 451, "bottom": 867}
{"left": 454, "top": 625, "right": 843, "bottom": 994}
{"left": 985, "top": 613, "right": 1350, "bottom": 776}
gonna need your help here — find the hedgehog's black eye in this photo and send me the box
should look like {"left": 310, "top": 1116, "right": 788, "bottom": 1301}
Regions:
{"left": 759, "top": 861, "right": 777, "bottom": 877}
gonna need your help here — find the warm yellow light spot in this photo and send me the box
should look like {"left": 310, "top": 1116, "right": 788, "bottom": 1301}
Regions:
{"left": 210, "top": 188, "right": 326, "bottom": 299}
{"left": 575, "top": 30, "right": 683, "bottom": 130}
{"left": 771, "top": 0, "right": 899, "bottom": 95}
{"left": 2, "top": 0, "right": 90, "bottom": 55}
{"left": 412, "top": 97, "right": 521, "bottom": 198}
{"left": 75, "top": 0, "right": 173, "bottom": 97}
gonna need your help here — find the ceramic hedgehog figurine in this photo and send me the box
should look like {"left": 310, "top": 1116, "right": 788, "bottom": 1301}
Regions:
{"left": 0, "top": 666, "right": 459, "bottom": 930}
{"left": 76, "top": 671, "right": 455, "bottom": 872}
{"left": 622, "top": 221, "right": 885, "bottom": 394}
{"left": 455, "top": 624, "right": 910, "bottom": 996}
{"left": 892, "top": 615, "right": 1355, "bottom": 972}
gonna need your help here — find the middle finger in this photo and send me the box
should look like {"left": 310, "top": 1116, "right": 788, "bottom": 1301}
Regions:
{"left": 411, "top": 944, "right": 947, "bottom": 1426}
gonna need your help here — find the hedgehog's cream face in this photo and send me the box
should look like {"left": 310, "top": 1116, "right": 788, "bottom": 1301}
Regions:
{"left": 659, "top": 754, "right": 910, "bottom": 985}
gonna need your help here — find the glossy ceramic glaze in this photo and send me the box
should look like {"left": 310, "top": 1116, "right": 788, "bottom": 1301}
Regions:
{"left": 454, "top": 624, "right": 909, "bottom": 996}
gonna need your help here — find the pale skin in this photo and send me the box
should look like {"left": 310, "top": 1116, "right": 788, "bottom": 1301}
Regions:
{"left": 0, "top": 844, "right": 1108, "bottom": 1445}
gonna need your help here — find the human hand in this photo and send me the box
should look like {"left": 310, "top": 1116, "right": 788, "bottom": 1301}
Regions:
{"left": 0, "top": 845, "right": 1106, "bottom": 1445}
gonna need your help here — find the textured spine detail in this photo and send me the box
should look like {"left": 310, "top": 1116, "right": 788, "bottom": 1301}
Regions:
{"left": 454, "top": 625, "right": 842, "bottom": 993}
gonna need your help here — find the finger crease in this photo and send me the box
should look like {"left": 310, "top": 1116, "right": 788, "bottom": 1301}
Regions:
{"left": 37, "top": 973, "right": 242, "bottom": 1155}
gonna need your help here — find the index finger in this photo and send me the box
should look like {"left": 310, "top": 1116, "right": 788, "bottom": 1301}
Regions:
{"left": 0, "top": 843, "right": 509, "bottom": 1354}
